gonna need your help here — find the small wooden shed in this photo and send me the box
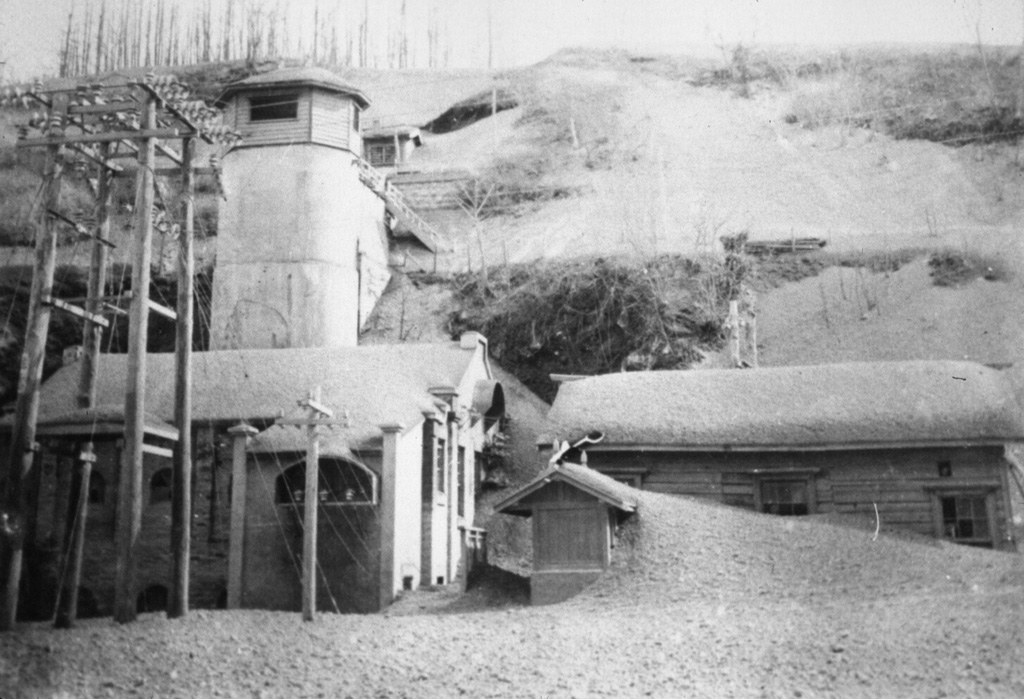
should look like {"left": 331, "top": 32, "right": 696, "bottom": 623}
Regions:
{"left": 495, "top": 462, "right": 637, "bottom": 605}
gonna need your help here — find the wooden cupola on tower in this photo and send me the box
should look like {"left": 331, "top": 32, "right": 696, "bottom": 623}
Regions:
{"left": 211, "top": 67, "right": 391, "bottom": 351}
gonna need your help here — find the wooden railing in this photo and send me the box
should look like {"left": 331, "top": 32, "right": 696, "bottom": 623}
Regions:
{"left": 353, "top": 155, "right": 446, "bottom": 253}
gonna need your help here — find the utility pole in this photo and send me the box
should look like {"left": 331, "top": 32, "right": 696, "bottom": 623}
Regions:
{"left": 113, "top": 94, "right": 157, "bottom": 624}
{"left": 169, "top": 137, "right": 195, "bottom": 619}
{"left": 274, "top": 388, "right": 341, "bottom": 622}
{"left": 4, "top": 74, "right": 233, "bottom": 630}
{"left": 55, "top": 141, "right": 114, "bottom": 629}
{"left": 0, "top": 95, "right": 67, "bottom": 631}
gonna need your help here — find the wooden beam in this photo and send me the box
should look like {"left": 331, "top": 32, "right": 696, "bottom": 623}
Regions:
{"left": 274, "top": 418, "right": 350, "bottom": 427}
{"left": 113, "top": 95, "right": 157, "bottom": 625}
{"left": 135, "top": 83, "right": 215, "bottom": 145}
{"left": 147, "top": 299, "right": 177, "bottom": 321}
{"left": 169, "top": 138, "right": 196, "bottom": 620}
{"left": 153, "top": 167, "right": 217, "bottom": 177}
{"left": 68, "top": 102, "right": 139, "bottom": 115}
{"left": 0, "top": 94, "right": 67, "bottom": 632}
{"left": 298, "top": 397, "right": 333, "bottom": 418}
{"left": 141, "top": 443, "right": 174, "bottom": 459}
{"left": 143, "top": 423, "right": 179, "bottom": 442}
{"left": 68, "top": 144, "right": 123, "bottom": 173}
{"left": 17, "top": 128, "right": 181, "bottom": 147}
{"left": 41, "top": 296, "right": 111, "bottom": 328}
{"left": 46, "top": 209, "right": 117, "bottom": 248}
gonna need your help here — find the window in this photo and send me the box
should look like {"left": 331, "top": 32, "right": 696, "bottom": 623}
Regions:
{"left": 275, "top": 459, "right": 376, "bottom": 505}
{"left": 759, "top": 479, "right": 810, "bottom": 516}
{"left": 937, "top": 461, "right": 952, "bottom": 478}
{"left": 353, "top": 104, "right": 360, "bottom": 132}
{"left": 88, "top": 471, "right": 106, "bottom": 505}
{"left": 149, "top": 468, "right": 172, "bottom": 504}
{"left": 249, "top": 93, "right": 299, "bottom": 121}
{"left": 940, "top": 495, "right": 992, "bottom": 547}
{"left": 367, "top": 143, "right": 397, "bottom": 167}
{"left": 457, "top": 446, "right": 466, "bottom": 517}
{"left": 435, "top": 439, "right": 446, "bottom": 493}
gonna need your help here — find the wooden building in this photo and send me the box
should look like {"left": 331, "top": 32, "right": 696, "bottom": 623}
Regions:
{"left": 362, "top": 125, "right": 423, "bottom": 169}
{"left": 495, "top": 462, "right": 637, "bottom": 605}
{"left": 1, "top": 333, "right": 510, "bottom": 617}
{"left": 542, "top": 361, "right": 1024, "bottom": 551}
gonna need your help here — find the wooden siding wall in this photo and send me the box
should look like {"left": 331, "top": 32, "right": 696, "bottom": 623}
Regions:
{"left": 521, "top": 482, "right": 611, "bottom": 571}
{"left": 310, "top": 90, "right": 353, "bottom": 150}
{"left": 233, "top": 90, "right": 312, "bottom": 147}
{"left": 230, "top": 90, "right": 356, "bottom": 151}
{"left": 588, "top": 446, "right": 1012, "bottom": 545}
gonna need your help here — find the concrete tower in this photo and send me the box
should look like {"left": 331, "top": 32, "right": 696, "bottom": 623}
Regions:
{"left": 211, "top": 68, "right": 391, "bottom": 350}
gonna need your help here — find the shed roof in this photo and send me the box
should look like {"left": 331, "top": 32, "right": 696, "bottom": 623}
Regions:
{"left": 544, "top": 361, "right": 1024, "bottom": 450}
{"left": 219, "top": 67, "right": 370, "bottom": 108}
{"left": 494, "top": 461, "right": 639, "bottom": 517}
{"left": 11, "top": 342, "right": 485, "bottom": 451}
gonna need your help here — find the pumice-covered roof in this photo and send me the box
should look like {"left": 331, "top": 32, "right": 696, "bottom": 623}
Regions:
{"left": 544, "top": 361, "right": 1024, "bottom": 450}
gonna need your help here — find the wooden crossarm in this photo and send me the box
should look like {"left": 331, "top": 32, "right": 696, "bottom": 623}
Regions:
{"left": 296, "top": 397, "right": 333, "bottom": 417}
{"left": 275, "top": 418, "right": 351, "bottom": 427}
{"left": 41, "top": 295, "right": 110, "bottom": 328}
{"left": 46, "top": 208, "right": 117, "bottom": 247}
{"left": 141, "top": 443, "right": 174, "bottom": 459}
{"left": 18, "top": 128, "right": 180, "bottom": 147}
{"left": 147, "top": 299, "right": 178, "bottom": 321}
{"left": 134, "top": 82, "right": 215, "bottom": 145}
{"left": 68, "top": 102, "right": 140, "bottom": 115}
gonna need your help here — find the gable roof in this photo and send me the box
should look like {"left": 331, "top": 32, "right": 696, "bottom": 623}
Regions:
{"left": 494, "top": 461, "right": 639, "bottom": 517}
{"left": 545, "top": 361, "right": 1024, "bottom": 450}
{"left": 13, "top": 342, "right": 484, "bottom": 451}
{"left": 219, "top": 67, "right": 370, "bottom": 108}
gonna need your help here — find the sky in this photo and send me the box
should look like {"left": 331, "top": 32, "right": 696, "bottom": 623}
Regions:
{"left": 1, "top": 0, "right": 1023, "bottom": 81}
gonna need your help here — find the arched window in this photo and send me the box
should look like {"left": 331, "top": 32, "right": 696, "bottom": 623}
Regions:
{"left": 149, "top": 468, "right": 172, "bottom": 504}
{"left": 136, "top": 584, "right": 168, "bottom": 613}
{"left": 88, "top": 471, "right": 106, "bottom": 505}
{"left": 275, "top": 459, "right": 376, "bottom": 505}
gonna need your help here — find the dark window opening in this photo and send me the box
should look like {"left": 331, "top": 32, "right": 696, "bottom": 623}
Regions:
{"left": 457, "top": 446, "right": 466, "bottom": 517}
{"left": 249, "top": 93, "right": 299, "bottom": 121}
{"left": 353, "top": 104, "right": 360, "bottom": 132}
{"left": 435, "top": 439, "right": 446, "bottom": 493}
{"left": 941, "top": 495, "right": 991, "bottom": 547}
{"left": 88, "top": 471, "right": 106, "bottom": 505}
{"left": 136, "top": 584, "right": 168, "bottom": 613}
{"left": 938, "top": 461, "right": 953, "bottom": 478}
{"left": 367, "top": 143, "right": 397, "bottom": 167}
{"left": 760, "top": 480, "right": 809, "bottom": 516}
{"left": 149, "top": 468, "right": 172, "bottom": 504}
{"left": 275, "top": 459, "right": 376, "bottom": 505}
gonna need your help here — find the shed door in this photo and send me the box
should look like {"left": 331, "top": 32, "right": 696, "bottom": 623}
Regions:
{"left": 534, "top": 506, "right": 606, "bottom": 571}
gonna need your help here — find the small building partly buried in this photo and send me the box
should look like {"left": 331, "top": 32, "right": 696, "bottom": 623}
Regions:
{"left": 541, "top": 361, "right": 1024, "bottom": 551}
{"left": 494, "top": 462, "right": 638, "bottom": 605}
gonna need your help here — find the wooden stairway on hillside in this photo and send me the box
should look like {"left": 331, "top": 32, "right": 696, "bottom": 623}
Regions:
{"left": 353, "top": 156, "right": 447, "bottom": 253}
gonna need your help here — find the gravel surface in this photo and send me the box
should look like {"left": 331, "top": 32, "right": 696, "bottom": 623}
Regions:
{"left": 4, "top": 490, "right": 1023, "bottom": 698}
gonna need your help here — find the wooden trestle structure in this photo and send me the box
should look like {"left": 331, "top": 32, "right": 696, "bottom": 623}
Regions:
{"left": 0, "top": 75, "right": 238, "bottom": 630}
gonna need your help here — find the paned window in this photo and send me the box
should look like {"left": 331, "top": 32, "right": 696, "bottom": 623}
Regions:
{"left": 940, "top": 495, "right": 991, "bottom": 547}
{"left": 760, "top": 479, "right": 809, "bottom": 516}
{"left": 249, "top": 93, "right": 299, "bottom": 121}
{"left": 367, "top": 143, "right": 397, "bottom": 166}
